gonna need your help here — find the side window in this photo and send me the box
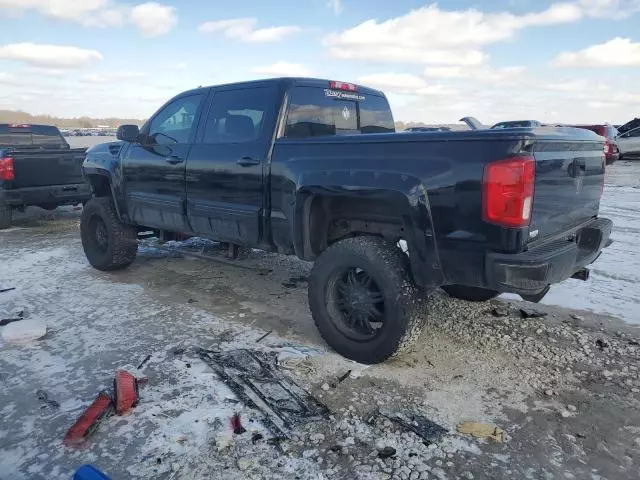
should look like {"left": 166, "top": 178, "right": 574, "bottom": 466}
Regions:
{"left": 147, "top": 94, "right": 204, "bottom": 144}
{"left": 629, "top": 128, "right": 640, "bottom": 138}
{"left": 202, "top": 88, "right": 269, "bottom": 144}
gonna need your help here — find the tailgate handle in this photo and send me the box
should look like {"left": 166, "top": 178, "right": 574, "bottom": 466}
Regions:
{"left": 166, "top": 155, "right": 184, "bottom": 165}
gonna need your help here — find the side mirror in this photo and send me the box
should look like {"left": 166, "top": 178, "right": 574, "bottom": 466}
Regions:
{"left": 116, "top": 124, "right": 140, "bottom": 143}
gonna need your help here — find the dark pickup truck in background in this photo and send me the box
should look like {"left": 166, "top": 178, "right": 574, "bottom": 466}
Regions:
{"left": 0, "top": 124, "right": 91, "bottom": 229}
{"left": 80, "top": 77, "right": 613, "bottom": 364}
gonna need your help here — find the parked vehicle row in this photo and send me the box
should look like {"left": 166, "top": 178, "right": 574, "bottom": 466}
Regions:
{"left": 79, "top": 77, "right": 612, "bottom": 364}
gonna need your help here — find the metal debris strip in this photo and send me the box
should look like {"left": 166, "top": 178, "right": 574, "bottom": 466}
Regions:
{"left": 373, "top": 409, "right": 448, "bottom": 445}
{"left": 0, "top": 287, "right": 16, "bottom": 293}
{"left": 143, "top": 240, "right": 272, "bottom": 274}
{"left": 197, "top": 348, "right": 330, "bottom": 438}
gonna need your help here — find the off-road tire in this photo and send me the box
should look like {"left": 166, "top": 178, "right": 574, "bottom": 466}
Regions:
{"left": 442, "top": 285, "right": 499, "bottom": 302}
{"left": 308, "top": 236, "right": 424, "bottom": 364}
{"left": 0, "top": 204, "right": 11, "bottom": 230}
{"left": 81, "top": 197, "right": 138, "bottom": 271}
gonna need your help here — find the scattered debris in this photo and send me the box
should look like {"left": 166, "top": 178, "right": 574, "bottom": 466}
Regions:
{"left": 321, "top": 383, "right": 331, "bottom": 391}
{"left": 255, "top": 330, "right": 273, "bottom": 343}
{"left": 329, "top": 445, "right": 343, "bottom": 453}
{"left": 281, "top": 276, "right": 308, "bottom": 288}
{"left": 187, "top": 298, "right": 198, "bottom": 304}
{"left": 491, "top": 307, "right": 510, "bottom": 317}
{"left": 0, "top": 317, "right": 23, "bottom": 327}
{"left": 570, "top": 313, "right": 584, "bottom": 321}
{"left": 73, "top": 464, "right": 112, "bottom": 480}
{"left": 231, "top": 413, "right": 246, "bottom": 434}
{"left": 0, "top": 287, "right": 16, "bottom": 293}
{"left": 456, "top": 421, "right": 504, "bottom": 443}
{"left": 197, "top": 348, "right": 329, "bottom": 437}
{"left": 595, "top": 338, "right": 609, "bottom": 351}
{"left": 519, "top": 308, "right": 548, "bottom": 319}
{"left": 251, "top": 432, "right": 263, "bottom": 444}
{"left": 376, "top": 409, "right": 448, "bottom": 445}
{"left": 377, "top": 446, "right": 397, "bottom": 459}
{"left": 37, "top": 390, "right": 60, "bottom": 410}
{"left": 337, "top": 370, "right": 352, "bottom": 384}
{"left": 172, "top": 347, "right": 186, "bottom": 356}
{"left": 137, "top": 354, "right": 152, "bottom": 370}
{"left": 629, "top": 339, "right": 640, "bottom": 346}
{"left": 1, "top": 318, "right": 47, "bottom": 344}
{"left": 63, "top": 392, "right": 113, "bottom": 445}
{"left": 567, "top": 404, "right": 577, "bottom": 412}
{"left": 113, "top": 370, "right": 139, "bottom": 415}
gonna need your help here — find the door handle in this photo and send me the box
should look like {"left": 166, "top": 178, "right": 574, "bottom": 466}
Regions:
{"left": 166, "top": 155, "right": 184, "bottom": 165}
{"left": 236, "top": 157, "right": 260, "bottom": 167}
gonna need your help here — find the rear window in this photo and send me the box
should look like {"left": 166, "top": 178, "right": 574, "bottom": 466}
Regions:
{"left": 0, "top": 125, "right": 66, "bottom": 147}
{"left": 285, "top": 86, "right": 394, "bottom": 139}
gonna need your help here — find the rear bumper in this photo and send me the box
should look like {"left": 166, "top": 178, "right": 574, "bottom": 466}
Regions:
{"left": 0, "top": 183, "right": 91, "bottom": 207}
{"left": 485, "top": 217, "right": 613, "bottom": 294}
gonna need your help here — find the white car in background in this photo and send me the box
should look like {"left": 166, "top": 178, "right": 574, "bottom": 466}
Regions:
{"left": 617, "top": 126, "right": 640, "bottom": 158}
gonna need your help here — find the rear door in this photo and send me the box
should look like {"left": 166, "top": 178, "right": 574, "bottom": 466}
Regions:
{"left": 528, "top": 135, "right": 605, "bottom": 241}
{"left": 185, "top": 85, "right": 277, "bottom": 246}
{"left": 122, "top": 93, "right": 205, "bottom": 231}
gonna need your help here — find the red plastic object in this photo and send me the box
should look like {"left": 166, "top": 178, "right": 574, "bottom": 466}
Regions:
{"left": 114, "top": 370, "right": 139, "bottom": 415}
{"left": 231, "top": 413, "right": 246, "bottom": 434}
{"left": 63, "top": 392, "right": 113, "bottom": 445}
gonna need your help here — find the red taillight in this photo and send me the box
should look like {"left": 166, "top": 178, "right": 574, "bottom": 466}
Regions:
{"left": 329, "top": 80, "right": 358, "bottom": 92}
{"left": 0, "top": 157, "right": 15, "bottom": 181}
{"left": 483, "top": 156, "right": 535, "bottom": 228}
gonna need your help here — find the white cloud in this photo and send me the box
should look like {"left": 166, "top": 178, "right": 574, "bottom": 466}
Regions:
{"left": 0, "top": 0, "right": 176, "bottom": 34}
{"left": 169, "top": 62, "right": 187, "bottom": 70}
{"left": 357, "top": 73, "right": 457, "bottom": 96}
{"left": 130, "top": 2, "right": 177, "bottom": 37}
{"left": 424, "top": 65, "right": 525, "bottom": 82}
{"left": 80, "top": 71, "right": 146, "bottom": 84}
{"left": 254, "top": 61, "right": 312, "bottom": 77}
{"left": 327, "top": 0, "right": 343, "bottom": 14}
{"left": 552, "top": 37, "right": 640, "bottom": 67}
{"left": 199, "top": 18, "right": 301, "bottom": 42}
{"left": 576, "top": 0, "right": 640, "bottom": 18}
{"left": 0, "top": 43, "right": 102, "bottom": 68}
{"left": 323, "top": 1, "right": 640, "bottom": 66}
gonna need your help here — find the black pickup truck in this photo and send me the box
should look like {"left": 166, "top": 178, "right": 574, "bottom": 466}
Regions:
{"left": 80, "top": 78, "right": 613, "bottom": 364}
{"left": 0, "top": 124, "right": 91, "bottom": 229}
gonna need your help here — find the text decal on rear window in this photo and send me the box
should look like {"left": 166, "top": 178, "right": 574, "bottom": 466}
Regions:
{"left": 324, "top": 89, "right": 365, "bottom": 101}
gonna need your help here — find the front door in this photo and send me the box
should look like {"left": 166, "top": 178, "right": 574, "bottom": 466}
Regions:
{"left": 186, "top": 85, "right": 276, "bottom": 246}
{"left": 122, "top": 93, "right": 205, "bottom": 231}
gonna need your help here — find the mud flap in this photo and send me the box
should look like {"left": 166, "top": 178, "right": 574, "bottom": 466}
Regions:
{"left": 113, "top": 370, "right": 139, "bottom": 415}
{"left": 63, "top": 392, "right": 113, "bottom": 445}
{"left": 197, "top": 348, "right": 329, "bottom": 437}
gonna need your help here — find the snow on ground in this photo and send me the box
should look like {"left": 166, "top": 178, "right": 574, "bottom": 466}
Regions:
{"left": 503, "top": 161, "right": 640, "bottom": 325}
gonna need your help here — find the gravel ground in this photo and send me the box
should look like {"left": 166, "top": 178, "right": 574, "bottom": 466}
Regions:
{"left": 1, "top": 150, "right": 639, "bottom": 479}
{"left": 1, "top": 206, "right": 639, "bottom": 480}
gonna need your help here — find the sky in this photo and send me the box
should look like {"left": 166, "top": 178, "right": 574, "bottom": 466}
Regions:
{"left": 0, "top": 0, "right": 639, "bottom": 124}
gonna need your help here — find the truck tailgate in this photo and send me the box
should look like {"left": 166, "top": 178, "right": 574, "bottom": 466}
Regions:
{"left": 529, "top": 136, "right": 605, "bottom": 242}
{"left": 11, "top": 148, "right": 87, "bottom": 189}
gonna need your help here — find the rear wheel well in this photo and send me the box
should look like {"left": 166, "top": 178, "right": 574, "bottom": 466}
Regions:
{"left": 87, "top": 174, "right": 111, "bottom": 197}
{"left": 304, "top": 195, "right": 408, "bottom": 259}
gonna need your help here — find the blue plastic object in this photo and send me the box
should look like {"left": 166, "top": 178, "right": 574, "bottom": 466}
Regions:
{"left": 73, "top": 465, "right": 111, "bottom": 480}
